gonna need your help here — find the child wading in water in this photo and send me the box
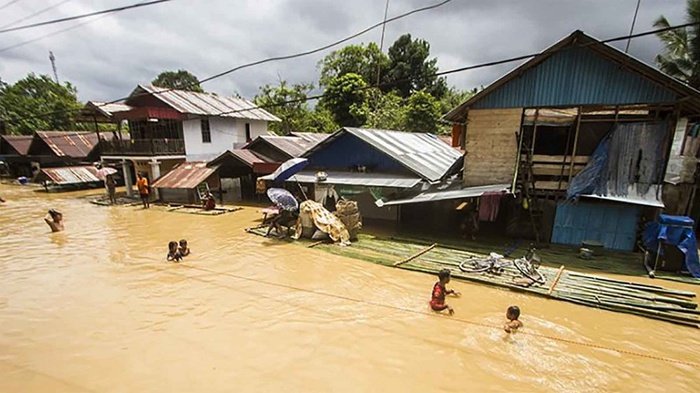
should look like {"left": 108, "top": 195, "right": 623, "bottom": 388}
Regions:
{"left": 167, "top": 241, "right": 182, "bottom": 262}
{"left": 178, "top": 239, "right": 190, "bottom": 257}
{"left": 430, "top": 269, "right": 460, "bottom": 315}
{"left": 504, "top": 305, "right": 523, "bottom": 333}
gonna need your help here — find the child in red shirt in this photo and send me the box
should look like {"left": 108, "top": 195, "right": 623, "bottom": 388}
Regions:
{"left": 430, "top": 269, "right": 460, "bottom": 315}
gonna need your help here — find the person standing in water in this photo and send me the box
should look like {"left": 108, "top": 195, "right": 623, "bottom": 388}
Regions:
{"left": 136, "top": 172, "right": 150, "bottom": 209}
{"left": 44, "top": 209, "right": 64, "bottom": 232}
{"left": 105, "top": 174, "right": 117, "bottom": 205}
{"left": 430, "top": 269, "right": 460, "bottom": 315}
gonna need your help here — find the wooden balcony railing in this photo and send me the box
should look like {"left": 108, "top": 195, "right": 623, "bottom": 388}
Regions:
{"left": 101, "top": 139, "right": 185, "bottom": 156}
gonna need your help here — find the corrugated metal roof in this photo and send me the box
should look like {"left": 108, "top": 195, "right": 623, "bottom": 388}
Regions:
{"left": 152, "top": 161, "right": 218, "bottom": 189}
{"left": 34, "top": 131, "right": 100, "bottom": 158}
{"left": 133, "top": 85, "right": 281, "bottom": 122}
{"left": 261, "top": 170, "right": 422, "bottom": 188}
{"left": 290, "top": 132, "right": 330, "bottom": 147}
{"left": 444, "top": 30, "right": 700, "bottom": 121}
{"left": 303, "top": 128, "right": 463, "bottom": 183}
{"left": 259, "top": 135, "right": 319, "bottom": 158}
{"left": 208, "top": 149, "right": 269, "bottom": 168}
{"left": 377, "top": 183, "right": 510, "bottom": 207}
{"left": 1, "top": 135, "right": 33, "bottom": 155}
{"left": 39, "top": 166, "right": 101, "bottom": 185}
{"left": 84, "top": 101, "right": 132, "bottom": 118}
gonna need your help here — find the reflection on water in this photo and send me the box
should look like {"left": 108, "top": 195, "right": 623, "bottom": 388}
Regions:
{"left": 0, "top": 185, "right": 698, "bottom": 392}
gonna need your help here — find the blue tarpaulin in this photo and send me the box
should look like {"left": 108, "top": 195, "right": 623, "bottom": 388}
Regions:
{"left": 643, "top": 214, "right": 700, "bottom": 278}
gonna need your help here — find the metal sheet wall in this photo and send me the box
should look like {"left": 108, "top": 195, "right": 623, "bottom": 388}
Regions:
{"left": 551, "top": 201, "right": 640, "bottom": 251}
{"left": 474, "top": 46, "right": 676, "bottom": 109}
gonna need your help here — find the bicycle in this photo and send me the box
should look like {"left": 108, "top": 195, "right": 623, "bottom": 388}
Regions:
{"left": 459, "top": 248, "right": 546, "bottom": 285}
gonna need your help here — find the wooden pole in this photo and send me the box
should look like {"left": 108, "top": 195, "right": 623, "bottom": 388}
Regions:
{"left": 393, "top": 243, "right": 437, "bottom": 267}
{"left": 511, "top": 108, "right": 527, "bottom": 193}
{"left": 548, "top": 265, "right": 566, "bottom": 295}
{"left": 567, "top": 107, "right": 583, "bottom": 182}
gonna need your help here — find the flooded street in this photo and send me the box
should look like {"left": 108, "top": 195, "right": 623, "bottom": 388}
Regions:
{"left": 0, "top": 184, "right": 698, "bottom": 392}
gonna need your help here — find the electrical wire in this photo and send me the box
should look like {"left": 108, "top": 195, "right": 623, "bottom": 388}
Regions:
{"left": 0, "top": 0, "right": 172, "bottom": 34}
{"left": 2, "top": 21, "right": 697, "bottom": 127}
{"left": 0, "top": 0, "right": 21, "bottom": 12}
{"left": 164, "top": 263, "right": 699, "bottom": 368}
{"left": 0, "top": 0, "right": 73, "bottom": 30}
{"left": 1, "top": 0, "right": 455, "bottom": 124}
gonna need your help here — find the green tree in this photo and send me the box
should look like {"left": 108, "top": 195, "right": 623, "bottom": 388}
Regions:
{"left": 655, "top": 0, "right": 700, "bottom": 88}
{"left": 151, "top": 70, "right": 204, "bottom": 92}
{"left": 321, "top": 73, "right": 369, "bottom": 127}
{"left": 439, "top": 86, "right": 477, "bottom": 114}
{"left": 364, "top": 88, "right": 406, "bottom": 130}
{"left": 382, "top": 34, "right": 447, "bottom": 99}
{"left": 404, "top": 90, "right": 441, "bottom": 133}
{"left": 0, "top": 73, "right": 82, "bottom": 135}
{"left": 319, "top": 42, "right": 390, "bottom": 88}
{"left": 254, "top": 81, "right": 337, "bottom": 134}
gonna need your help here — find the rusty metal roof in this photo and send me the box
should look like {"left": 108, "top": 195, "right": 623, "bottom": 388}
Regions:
{"left": 131, "top": 85, "right": 281, "bottom": 122}
{"left": 0, "top": 135, "right": 33, "bottom": 156}
{"left": 207, "top": 149, "right": 270, "bottom": 168}
{"left": 33, "top": 131, "right": 100, "bottom": 158}
{"left": 152, "top": 161, "right": 219, "bottom": 189}
{"left": 246, "top": 133, "right": 330, "bottom": 159}
{"left": 290, "top": 132, "right": 330, "bottom": 148}
{"left": 38, "top": 165, "right": 101, "bottom": 185}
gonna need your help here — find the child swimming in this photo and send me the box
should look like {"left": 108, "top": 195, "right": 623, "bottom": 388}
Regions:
{"left": 430, "top": 268, "right": 460, "bottom": 315}
{"left": 167, "top": 241, "right": 182, "bottom": 262}
{"left": 504, "top": 305, "right": 523, "bottom": 333}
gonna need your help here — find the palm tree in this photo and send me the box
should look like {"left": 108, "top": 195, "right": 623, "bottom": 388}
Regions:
{"left": 655, "top": 0, "right": 700, "bottom": 88}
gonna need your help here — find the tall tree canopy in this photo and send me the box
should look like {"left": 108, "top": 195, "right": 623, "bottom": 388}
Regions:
{"left": 321, "top": 73, "right": 369, "bottom": 127}
{"left": 151, "top": 70, "right": 204, "bottom": 92}
{"left": 404, "top": 90, "right": 441, "bottom": 133}
{"left": 254, "top": 81, "right": 336, "bottom": 134}
{"left": 0, "top": 73, "right": 82, "bottom": 135}
{"left": 655, "top": 0, "right": 700, "bottom": 88}
{"left": 319, "top": 42, "right": 389, "bottom": 88}
{"left": 382, "top": 34, "right": 447, "bottom": 99}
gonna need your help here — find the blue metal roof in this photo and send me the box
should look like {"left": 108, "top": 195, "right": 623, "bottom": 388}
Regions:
{"left": 472, "top": 45, "right": 676, "bottom": 109}
{"left": 444, "top": 31, "right": 700, "bottom": 121}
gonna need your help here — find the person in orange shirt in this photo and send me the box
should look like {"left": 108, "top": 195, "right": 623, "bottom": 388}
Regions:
{"left": 136, "top": 172, "right": 150, "bottom": 209}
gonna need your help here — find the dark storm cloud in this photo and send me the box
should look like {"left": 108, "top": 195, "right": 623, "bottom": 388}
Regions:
{"left": 0, "top": 0, "right": 687, "bottom": 102}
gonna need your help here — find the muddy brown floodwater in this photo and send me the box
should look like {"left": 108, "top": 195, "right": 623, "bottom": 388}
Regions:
{"left": 0, "top": 184, "right": 699, "bottom": 392}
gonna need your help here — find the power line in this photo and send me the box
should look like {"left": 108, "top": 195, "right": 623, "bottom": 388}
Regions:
{"left": 0, "top": 0, "right": 172, "bottom": 34}
{"left": 625, "top": 0, "right": 643, "bottom": 53}
{"left": 0, "top": 0, "right": 149, "bottom": 54}
{"left": 0, "top": 0, "right": 21, "bottom": 12}
{"left": 4, "top": 20, "right": 697, "bottom": 126}
{"left": 0, "top": 0, "right": 73, "bottom": 30}
{"left": 177, "top": 264, "right": 698, "bottom": 368}
{"left": 2, "top": 0, "right": 455, "bottom": 124}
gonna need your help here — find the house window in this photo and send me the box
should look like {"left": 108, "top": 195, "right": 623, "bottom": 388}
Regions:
{"left": 245, "top": 123, "right": 251, "bottom": 142}
{"left": 201, "top": 118, "right": 211, "bottom": 143}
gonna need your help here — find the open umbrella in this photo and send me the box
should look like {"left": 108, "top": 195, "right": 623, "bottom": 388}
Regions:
{"left": 95, "top": 167, "right": 118, "bottom": 180}
{"left": 269, "top": 158, "right": 308, "bottom": 182}
{"left": 266, "top": 188, "right": 299, "bottom": 211}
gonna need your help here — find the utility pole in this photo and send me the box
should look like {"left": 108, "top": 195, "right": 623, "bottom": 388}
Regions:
{"left": 49, "top": 51, "right": 59, "bottom": 83}
{"left": 625, "top": 0, "right": 642, "bottom": 53}
{"left": 376, "top": 0, "right": 391, "bottom": 86}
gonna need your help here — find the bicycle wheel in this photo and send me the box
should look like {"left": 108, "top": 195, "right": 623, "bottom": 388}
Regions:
{"left": 513, "top": 258, "right": 546, "bottom": 285}
{"left": 459, "top": 258, "right": 492, "bottom": 273}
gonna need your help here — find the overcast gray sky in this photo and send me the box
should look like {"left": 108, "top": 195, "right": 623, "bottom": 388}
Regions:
{"left": 0, "top": 0, "right": 687, "bottom": 102}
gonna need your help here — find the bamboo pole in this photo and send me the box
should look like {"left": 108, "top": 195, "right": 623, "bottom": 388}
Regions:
{"left": 548, "top": 265, "right": 566, "bottom": 295}
{"left": 567, "top": 107, "right": 583, "bottom": 182}
{"left": 393, "top": 243, "right": 437, "bottom": 267}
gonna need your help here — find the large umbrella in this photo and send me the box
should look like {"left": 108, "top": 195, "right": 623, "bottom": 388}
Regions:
{"left": 269, "top": 158, "right": 308, "bottom": 182}
{"left": 266, "top": 188, "right": 299, "bottom": 211}
{"left": 95, "top": 167, "right": 118, "bottom": 180}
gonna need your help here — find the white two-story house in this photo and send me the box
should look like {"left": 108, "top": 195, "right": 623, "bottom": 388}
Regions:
{"left": 98, "top": 84, "right": 280, "bottom": 195}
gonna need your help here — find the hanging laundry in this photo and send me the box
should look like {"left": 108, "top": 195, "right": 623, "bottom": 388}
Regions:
{"left": 478, "top": 192, "right": 503, "bottom": 222}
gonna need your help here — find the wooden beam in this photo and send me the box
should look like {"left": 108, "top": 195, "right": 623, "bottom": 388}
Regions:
{"left": 511, "top": 108, "right": 527, "bottom": 193}
{"left": 568, "top": 107, "right": 583, "bottom": 182}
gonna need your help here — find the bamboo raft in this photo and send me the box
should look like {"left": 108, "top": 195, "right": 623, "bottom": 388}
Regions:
{"left": 314, "top": 237, "right": 700, "bottom": 328}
